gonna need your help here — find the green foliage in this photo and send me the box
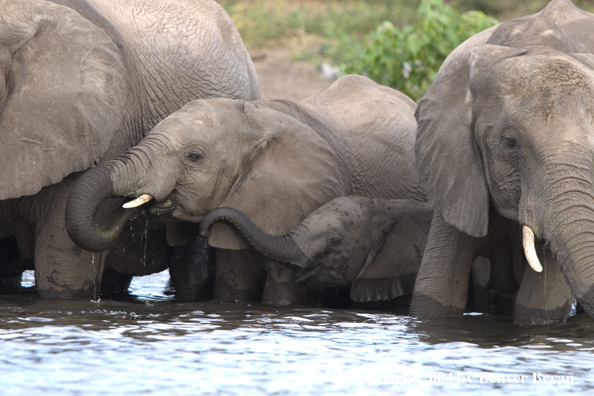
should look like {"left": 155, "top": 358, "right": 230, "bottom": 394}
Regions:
{"left": 341, "top": 0, "right": 499, "bottom": 101}
{"left": 218, "top": 0, "right": 418, "bottom": 49}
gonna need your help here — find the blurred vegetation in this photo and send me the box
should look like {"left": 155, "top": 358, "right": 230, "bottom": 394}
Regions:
{"left": 342, "top": 0, "right": 498, "bottom": 100}
{"left": 218, "top": 0, "right": 594, "bottom": 100}
{"left": 449, "top": 0, "right": 594, "bottom": 20}
{"left": 218, "top": 0, "right": 419, "bottom": 49}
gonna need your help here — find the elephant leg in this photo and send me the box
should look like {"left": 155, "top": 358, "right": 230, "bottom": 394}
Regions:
{"left": 106, "top": 216, "right": 171, "bottom": 277}
{"left": 469, "top": 256, "right": 491, "bottom": 312}
{"left": 100, "top": 267, "right": 133, "bottom": 298}
{"left": 411, "top": 211, "right": 484, "bottom": 317}
{"left": 168, "top": 235, "right": 216, "bottom": 302}
{"left": 0, "top": 235, "right": 34, "bottom": 293}
{"left": 35, "top": 232, "right": 106, "bottom": 299}
{"left": 214, "top": 248, "right": 266, "bottom": 303}
{"left": 514, "top": 245, "right": 573, "bottom": 325}
{"left": 34, "top": 181, "right": 106, "bottom": 299}
{"left": 0, "top": 274, "right": 22, "bottom": 293}
{"left": 261, "top": 261, "right": 323, "bottom": 307}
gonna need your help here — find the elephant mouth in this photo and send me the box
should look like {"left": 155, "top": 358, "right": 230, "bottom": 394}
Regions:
{"left": 144, "top": 195, "right": 178, "bottom": 218}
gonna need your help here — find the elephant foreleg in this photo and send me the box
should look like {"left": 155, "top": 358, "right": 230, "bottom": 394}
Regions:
{"left": 411, "top": 211, "right": 484, "bottom": 317}
{"left": 35, "top": 224, "right": 106, "bottom": 299}
{"left": 261, "top": 261, "right": 324, "bottom": 307}
{"left": 168, "top": 235, "right": 216, "bottom": 302}
{"left": 214, "top": 248, "right": 266, "bottom": 303}
{"left": 514, "top": 245, "right": 573, "bottom": 325}
{"left": 34, "top": 181, "right": 106, "bottom": 299}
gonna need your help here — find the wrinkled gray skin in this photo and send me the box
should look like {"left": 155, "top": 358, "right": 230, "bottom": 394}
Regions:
{"left": 199, "top": 197, "right": 433, "bottom": 307}
{"left": 0, "top": 0, "right": 259, "bottom": 299}
{"left": 65, "top": 75, "right": 427, "bottom": 306}
{"left": 412, "top": 0, "right": 594, "bottom": 324}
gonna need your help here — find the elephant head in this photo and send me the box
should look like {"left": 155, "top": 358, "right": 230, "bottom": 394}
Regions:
{"left": 198, "top": 197, "right": 433, "bottom": 303}
{"left": 414, "top": 0, "right": 594, "bottom": 317}
{"left": 65, "top": 98, "right": 347, "bottom": 253}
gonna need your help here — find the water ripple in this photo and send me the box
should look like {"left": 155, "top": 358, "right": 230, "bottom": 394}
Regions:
{"left": 0, "top": 271, "right": 592, "bottom": 395}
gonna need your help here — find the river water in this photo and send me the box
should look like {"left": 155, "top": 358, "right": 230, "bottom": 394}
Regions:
{"left": 0, "top": 271, "right": 592, "bottom": 395}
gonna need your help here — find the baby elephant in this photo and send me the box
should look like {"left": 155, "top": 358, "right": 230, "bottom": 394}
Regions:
{"left": 200, "top": 197, "right": 433, "bottom": 305}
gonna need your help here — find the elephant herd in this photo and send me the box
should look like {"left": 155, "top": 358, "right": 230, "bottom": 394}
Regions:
{"left": 1, "top": 0, "right": 594, "bottom": 326}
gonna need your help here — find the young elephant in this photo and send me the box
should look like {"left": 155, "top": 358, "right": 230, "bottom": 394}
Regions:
{"left": 65, "top": 75, "right": 426, "bottom": 306}
{"left": 199, "top": 197, "right": 433, "bottom": 307}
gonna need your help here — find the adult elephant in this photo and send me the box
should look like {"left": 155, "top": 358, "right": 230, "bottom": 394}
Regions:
{"left": 412, "top": 0, "right": 594, "bottom": 324}
{"left": 0, "top": 0, "right": 259, "bottom": 299}
{"left": 65, "top": 75, "right": 427, "bottom": 306}
{"left": 198, "top": 197, "right": 433, "bottom": 308}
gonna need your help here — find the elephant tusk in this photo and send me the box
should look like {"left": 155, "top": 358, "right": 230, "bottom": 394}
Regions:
{"left": 522, "top": 225, "right": 543, "bottom": 273}
{"left": 122, "top": 194, "right": 154, "bottom": 209}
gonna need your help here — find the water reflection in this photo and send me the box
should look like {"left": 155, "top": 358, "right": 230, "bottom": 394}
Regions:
{"left": 0, "top": 271, "right": 592, "bottom": 395}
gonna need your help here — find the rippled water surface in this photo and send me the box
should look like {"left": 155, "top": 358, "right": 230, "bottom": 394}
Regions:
{"left": 1, "top": 271, "right": 593, "bottom": 395}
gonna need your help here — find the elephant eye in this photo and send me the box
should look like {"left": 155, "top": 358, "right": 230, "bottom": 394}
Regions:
{"left": 502, "top": 136, "right": 519, "bottom": 151}
{"left": 186, "top": 151, "right": 203, "bottom": 162}
{"left": 328, "top": 234, "right": 343, "bottom": 247}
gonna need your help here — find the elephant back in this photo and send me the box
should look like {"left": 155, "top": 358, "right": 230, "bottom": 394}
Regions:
{"left": 301, "top": 75, "right": 427, "bottom": 202}
{"left": 87, "top": 0, "right": 260, "bottom": 129}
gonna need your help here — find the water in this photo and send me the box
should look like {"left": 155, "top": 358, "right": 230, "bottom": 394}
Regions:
{"left": 0, "top": 271, "right": 592, "bottom": 395}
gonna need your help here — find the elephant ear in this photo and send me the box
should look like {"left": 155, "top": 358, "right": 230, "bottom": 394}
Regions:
{"left": 207, "top": 102, "right": 347, "bottom": 250}
{"left": 415, "top": 44, "right": 527, "bottom": 237}
{"left": 350, "top": 209, "right": 430, "bottom": 303}
{"left": 0, "top": 0, "right": 130, "bottom": 199}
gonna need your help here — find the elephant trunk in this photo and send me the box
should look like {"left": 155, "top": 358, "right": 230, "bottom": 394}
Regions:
{"left": 537, "top": 160, "right": 594, "bottom": 316}
{"left": 66, "top": 165, "right": 137, "bottom": 252}
{"left": 199, "top": 208, "right": 309, "bottom": 268}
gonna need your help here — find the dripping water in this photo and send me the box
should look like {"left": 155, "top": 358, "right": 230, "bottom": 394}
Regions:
{"left": 91, "top": 252, "right": 97, "bottom": 300}
{"left": 142, "top": 220, "right": 149, "bottom": 269}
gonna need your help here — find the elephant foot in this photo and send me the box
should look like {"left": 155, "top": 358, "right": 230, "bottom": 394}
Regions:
{"left": 410, "top": 292, "right": 466, "bottom": 317}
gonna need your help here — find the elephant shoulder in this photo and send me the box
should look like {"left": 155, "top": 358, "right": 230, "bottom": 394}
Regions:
{"left": 300, "top": 75, "right": 417, "bottom": 136}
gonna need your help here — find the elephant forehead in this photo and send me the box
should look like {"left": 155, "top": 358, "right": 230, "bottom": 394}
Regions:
{"left": 150, "top": 102, "right": 241, "bottom": 142}
{"left": 488, "top": 55, "right": 594, "bottom": 121}
{"left": 496, "top": 54, "right": 594, "bottom": 95}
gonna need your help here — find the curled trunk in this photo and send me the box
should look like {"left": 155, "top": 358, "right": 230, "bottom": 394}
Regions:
{"left": 65, "top": 165, "right": 136, "bottom": 252}
{"left": 199, "top": 208, "right": 309, "bottom": 268}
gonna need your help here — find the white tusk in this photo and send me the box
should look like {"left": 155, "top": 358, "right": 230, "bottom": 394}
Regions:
{"left": 522, "top": 225, "right": 543, "bottom": 273}
{"left": 122, "top": 194, "right": 153, "bottom": 209}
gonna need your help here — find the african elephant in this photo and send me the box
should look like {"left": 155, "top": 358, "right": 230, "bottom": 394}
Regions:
{"left": 65, "top": 74, "right": 427, "bottom": 306}
{"left": 412, "top": 0, "right": 594, "bottom": 324}
{"left": 199, "top": 197, "right": 433, "bottom": 308}
{"left": 0, "top": 0, "right": 259, "bottom": 299}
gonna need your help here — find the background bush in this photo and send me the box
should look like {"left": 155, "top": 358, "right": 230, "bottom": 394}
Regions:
{"left": 341, "top": 0, "right": 499, "bottom": 101}
{"left": 219, "top": 0, "right": 594, "bottom": 101}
